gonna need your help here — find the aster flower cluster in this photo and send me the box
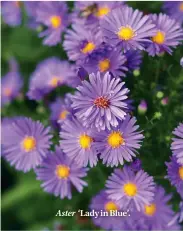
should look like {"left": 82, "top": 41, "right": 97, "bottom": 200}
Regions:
{"left": 1, "top": 1, "right": 183, "bottom": 231}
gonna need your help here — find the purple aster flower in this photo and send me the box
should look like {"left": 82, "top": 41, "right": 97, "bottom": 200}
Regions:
{"left": 2, "top": 64, "right": 23, "bottom": 107}
{"left": 125, "top": 185, "right": 181, "bottom": 230}
{"left": 163, "top": 1, "right": 183, "bottom": 25}
{"left": 123, "top": 50, "right": 143, "bottom": 72}
{"left": 35, "top": 146, "right": 88, "bottom": 199}
{"left": 35, "top": 2, "right": 69, "bottom": 46}
{"left": 166, "top": 156, "right": 183, "bottom": 198}
{"left": 63, "top": 22, "right": 103, "bottom": 63}
{"left": 83, "top": 44, "right": 128, "bottom": 77}
{"left": 27, "top": 57, "right": 77, "bottom": 101}
{"left": 24, "top": 1, "right": 40, "bottom": 30}
{"left": 89, "top": 190, "right": 126, "bottom": 230}
{"left": 60, "top": 116, "right": 98, "bottom": 167}
{"left": 2, "top": 117, "right": 52, "bottom": 172}
{"left": 138, "top": 100, "right": 147, "bottom": 114}
{"left": 72, "top": 72, "right": 129, "bottom": 131}
{"left": 94, "top": 114, "right": 144, "bottom": 167}
{"left": 1, "top": 1, "right": 22, "bottom": 27}
{"left": 49, "top": 94, "right": 73, "bottom": 128}
{"left": 106, "top": 166, "right": 155, "bottom": 211}
{"left": 171, "top": 123, "right": 183, "bottom": 164}
{"left": 180, "top": 57, "right": 183, "bottom": 67}
{"left": 101, "top": 5, "right": 156, "bottom": 52}
{"left": 146, "top": 13, "right": 183, "bottom": 56}
{"left": 73, "top": 1, "right": 124, "bottom": 26}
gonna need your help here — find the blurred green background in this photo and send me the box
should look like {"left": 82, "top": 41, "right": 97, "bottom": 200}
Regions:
{"left": 1, "top": 1, "right": 183, "bottom": 230}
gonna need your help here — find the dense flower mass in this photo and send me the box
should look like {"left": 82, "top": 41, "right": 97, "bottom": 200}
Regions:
{"left": 35, "top": 146, "right": 88, "bottom": 199}
{"left": 1, "top": 1, "right": 183, "bottom": 230}
{"left": 72, "top": 72, "right": 129, "bottom": 131}
{"left": 94, "top": 114, "right": 144, "bottom": 167}
{"left": 101, "top": 5, "right": 157, "bottom": 51}
{"left": 106, "top": 166, "right": 155, "bottom": 211}
{"left": 2, "top": 117, "right": 52, "bottom": 172}
{"left": 171, "top": 123, "right": 183, "bottom": 164}
{"left": 60, "top": 116, "right": 98, "bottom": 167}
{"left": 146, "top": 13, "right": 183, "bottom": 56}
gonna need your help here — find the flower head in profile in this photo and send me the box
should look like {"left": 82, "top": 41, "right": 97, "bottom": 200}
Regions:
{"left": 84, "top": 44, "right": 128, "bottom": 77}
{"left": 49, "top": 94, "right": 73, "bottom": 128}
{"left": 27, "top": 57, "right": 76, "bottom": 101}
{"left": 94, "top": 114, "right": 144, "bottom": 167}
{"left": 60, "top": 116, "right": 98, "bottom": 167}
{"left": 2, "top": 59, "right": 23, "bottom": 107}
{"left": 146, "top": 13, "right": 183, "bottom": 56}
{"left": 35, "top": 146, "right": 88, "bottom": 199}
{"left": 166, "top": 156, "right": 183, "bottom": 198}
{"left": 24, "top": 1, "right": 40, "bottom": 29}
{"left": 72, "top": 72, "right": 129, "bottom": 131}
{"left": 1, "top": 1, "right": 22, "bottom": 26}
{"left": 163, "top": 1, "right": 183, "bottom": 24}
{"left": 3, "top": 117, "right": 52, "bottom": 172}
{"left": 106, "top": 166, "right": 155, "bottom": 211}
{"left": 36, "top": 2, "right": 69, "bottom": 46}
{"left": 101, "top": 6, "right": 156, "bottom": 51}
{"left": 123, "top": 50, "right": 143, "bottom": 72}
{"left": 63, "top": 23, "right": 103, "bottom": 63}
{"left": 90, "top": 190, "right": 126, "bottom": 230}
{"left": 171, "top": 123, "right": 183, "bottom": 164}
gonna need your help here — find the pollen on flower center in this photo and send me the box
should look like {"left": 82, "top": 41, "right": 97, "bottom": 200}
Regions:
{"left": 179, "top": 166, "right": 183, "bottom": 180}
{"left": 98, "top": 59, "right": 110, "bottom": 72}
{"left": 59, "top": 110, "right": 69, "bottom": 120}
{"left": 50, "top": 16, "right": 61, "bottom": 28}
{"left": 3, "top": 88, "right": 12, "bottom": 96}
{"left": 49, "top": 77, "right": 60, "bottom": 87}
{"left": 81, "top": 42, "right": 95, "bottom": 54}
{"left": 108, "top": 131, "right": 125, "bottom": 148}
{"left": 144, "top": 203, "right": 156, "bottom": 216}
{"left": 152, "top": 31, "right": 165, "bottom": 44}
{"left": 179, "top": 2, "right": 183, "bottom": 11}
{"left": 123, "top": 182, "right": 137, "bottom": 197}
{"left": 96, "top": 6, "right": 110, "bottom": 17}
{"left": 79, "top": 134, "right": 93, "bottom": 149}
{"left": 105, "top": 201, "right": 118, "bottom": 212}
{"left": 22, "top": 136, "right": 36, "bottom": 152}
{"left": 117, "top": 26, "right": 135, "bottom": 41}
{"left": 94, "top": 96, "right": 110, "bottom": 108}
{"left": 56, "top": 165, "right": 70, "bottom": 179}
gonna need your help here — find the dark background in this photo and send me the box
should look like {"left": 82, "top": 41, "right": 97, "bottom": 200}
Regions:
{"left": 1, "top": 1, "right": 183, "bottom": 230}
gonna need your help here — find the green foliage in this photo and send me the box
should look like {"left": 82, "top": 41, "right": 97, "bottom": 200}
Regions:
{"left": 1, "top": 1, "right": 183, "bottom": 230}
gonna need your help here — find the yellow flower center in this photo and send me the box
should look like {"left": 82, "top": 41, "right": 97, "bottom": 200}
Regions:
{"left": 123, "top": 182, "right": 137, "bottom": 197}
{"left": 81, "top": 42, "right": 95, "bottom": 54}
{"left": 49, "top": 77, "right": 60, "bottom": 87}
{"left": 144, "top": 203, "right": 156, "bottom": 216}
{"left": 105, "top": 201, "right": 118, "bottom": 212}
{"left": 3, "top": 88, "right": 12, "bottom": 97}
{"left": 179, "top": 166, "right": 183, "bottom": 180}
{"left": 107, "top": 131, "right": 125, "bottom": 148}
{"left": 152, "top": 31, "right": 165, "bottom": 45}
{"left": 98, "top": 59, "right": 110, "bottom": 72}
{"left": 56, "top": 165, "right": 70, "bottom": 179}
{"left": 59, "top": 110, "right": 69, "bottom": 120}
{"left": 117, "top": 26, "right": 135, "bottom": 41}
{"left": 50, "top": 16, "right": 61, "bottom": 28}
{"left": 79, "top": 134, "right": 93, "bottom": 149}
{"left": 179, "top": 2, "right": 183, "bottom": 11}
{"left": 96, "top": 6, "right": 110, "bottom": 17}
{"left": 22, "top": 136, "right": 36, "bottom": 152}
